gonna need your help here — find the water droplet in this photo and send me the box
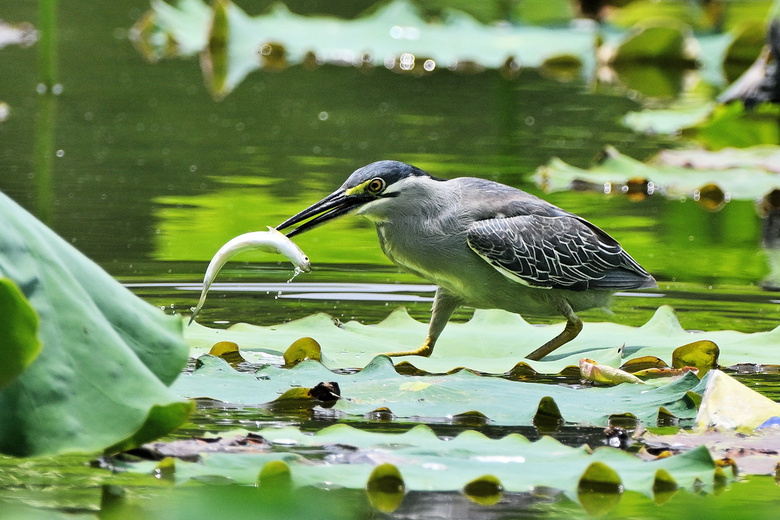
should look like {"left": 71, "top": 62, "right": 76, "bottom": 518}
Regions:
{"left": 287, "top": 266, "right": 304, "bottom": 283}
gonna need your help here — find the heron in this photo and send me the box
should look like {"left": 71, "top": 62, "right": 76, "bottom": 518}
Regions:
{"left": 276, "top": 161, "right": 656, "bottom": 361}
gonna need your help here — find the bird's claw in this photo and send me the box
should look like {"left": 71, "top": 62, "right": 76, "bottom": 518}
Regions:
{"left": 382, "top": 338, "right": 434, "bottom": 358}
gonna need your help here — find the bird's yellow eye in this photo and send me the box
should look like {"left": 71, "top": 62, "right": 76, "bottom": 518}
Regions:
{"left": 367, "top": 178, "right": 385, "bottom": 194}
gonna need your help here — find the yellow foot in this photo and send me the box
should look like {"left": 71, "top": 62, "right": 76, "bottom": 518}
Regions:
{"left": 382, "top": 338, "right": 434, "bottom": 358}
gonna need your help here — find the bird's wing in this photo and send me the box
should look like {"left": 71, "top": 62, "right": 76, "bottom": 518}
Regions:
{"left": 466, "top": 215, "right": 644, "bottom": 291}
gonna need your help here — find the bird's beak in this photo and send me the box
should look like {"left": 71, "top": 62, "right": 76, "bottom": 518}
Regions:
{"left": 276, "top": 189, "right": 368, "bottom": 237}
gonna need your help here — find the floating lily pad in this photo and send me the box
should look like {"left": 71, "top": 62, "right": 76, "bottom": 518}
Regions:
{"left": 685, "top": 102, "right": 780, "bottom": 149}
{"left": 622, "top": 102, "right": 715, "bottom": 135}
{"left": 186, "top": 304, "right": 780, "bottom": 375}
{"left": 120, "top": 423, "right": 726, "bottom": 502}
{"left": 172, "top": 354, "right": 706, "bottom": 427}
{"left": 603, "top": 19, "right": 697, "bottom": 66}
{"left": 534, "top": 145, "right": 780, "bottom": 204}
{"left": 132, "top": 0, "right": 599, "bottom": 98}
{"left": 132, "top": 0, "right": 768, "bottom": 100}
{"left": 643, "top": 426, "right": 780, "bottom": 476}
{"left": 656, "top": 145, "right": 780, "bottom": 173}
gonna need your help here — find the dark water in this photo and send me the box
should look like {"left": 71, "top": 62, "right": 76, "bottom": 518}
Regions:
{"left": 1, "top": 1, "right": 779, "bottom": 518}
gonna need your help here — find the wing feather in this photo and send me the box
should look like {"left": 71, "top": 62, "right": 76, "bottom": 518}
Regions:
{"left": 467, "top": 215, "right": 653, "bottom": 291}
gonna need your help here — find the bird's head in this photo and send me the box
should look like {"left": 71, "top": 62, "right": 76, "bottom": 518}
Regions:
{"left": 277, "top": 160, "right": 436, "bottom": 237}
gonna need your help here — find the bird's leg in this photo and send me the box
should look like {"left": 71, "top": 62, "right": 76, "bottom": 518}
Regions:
{"left": 525, "top": 300, "right": 583, "bottom": 361}
{"left": 383, "top": 288, "right": 459, "bottom": 357}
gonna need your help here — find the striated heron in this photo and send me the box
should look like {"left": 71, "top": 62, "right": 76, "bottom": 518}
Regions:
{"left": 277, "top": 161, "right": 656, "bottom": 361}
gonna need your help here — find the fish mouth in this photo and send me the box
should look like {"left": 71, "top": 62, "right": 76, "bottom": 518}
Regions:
{"left": 276, "top": 190, "right": 368, "bottom": 237}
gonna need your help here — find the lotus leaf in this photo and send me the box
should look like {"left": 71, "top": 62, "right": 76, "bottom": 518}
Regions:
{"left": 643, "top": 426, "right": 780, "bottom": 476}
{"left": 0, "top": 191, "right": 191, "bottom": 457}
{"left": 622, "top": 103, "right": 714, "bottom": 134}
{"left": 534, "top": 145, "right": 780, "bottom": 203}
{"left": 172, "top": 354, "right": 706, "bottom": 426}
{"left": 134, "top": 0, "right": 600, "bottom": 98}
{"left": 686, "top": 102, "right": 780, "bottom": 149}
{"left": 121, "top": 423, "right": 725, "bottom": 501}
{"left": 656, "top": 145, "right": 780, "bottom": 173}
{"left": 185, "top": 304, "right": 780, "bottom": 374}
{"left": 131, "top": 0, "right": 778, "bottom": 99}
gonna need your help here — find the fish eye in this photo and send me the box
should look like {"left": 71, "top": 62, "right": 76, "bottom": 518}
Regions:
{"left": 366, "top": 178, "right": 385, "bottom": 194}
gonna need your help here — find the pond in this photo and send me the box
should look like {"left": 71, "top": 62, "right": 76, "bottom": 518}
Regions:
{"left": 1, "top": 0, "right": 779, "bottom": 518}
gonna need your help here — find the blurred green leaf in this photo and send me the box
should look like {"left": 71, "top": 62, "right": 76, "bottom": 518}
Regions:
{"left": 133, "top": 0, "right": 600, "bottom": 98}
{"left": 534, "top": 145, "right": 780, "bottom": 203}
{"left": 0, "top": 191, "right": 192, "bottom": 457}
{"left": 684, "top": 102, "right": 780, "bottom": 149}
{"left": 609, "top": 20, "right": 695, "bottom": 65}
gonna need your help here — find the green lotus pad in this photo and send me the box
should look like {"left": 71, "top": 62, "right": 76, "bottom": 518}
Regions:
{"left": 135, "top": 0, "right": 598, "bottom": 98}
{"left": 185, "top": 304, "right": 780, "bottom": 374}
{"left": 122, "top": 424, "right": 726, "bottom": 501}
{"left": 655, "top": 145, "right": 780, "bottom": 173}
{"left": 534, "top": 145, "right": 780, "bottom": 202}
{"left": 0, "top": 191, "right": 192, "bottom": 457}
{"left": 173, "top": 354, "right": 706, "bottom": 426}
{"left": 624, "top": 102, "right": 780, "bottom": 148}
{"left": 132, "top": 0, "right": 772, "bottom": 99}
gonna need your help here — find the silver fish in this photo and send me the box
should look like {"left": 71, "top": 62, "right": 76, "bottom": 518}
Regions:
{"left": 189, "top": 227, "right": 311, "bottom": 325}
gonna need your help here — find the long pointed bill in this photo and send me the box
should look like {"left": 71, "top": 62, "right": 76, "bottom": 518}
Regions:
{"left": 276, "top": 189, "right": 367, "bottom": 237}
